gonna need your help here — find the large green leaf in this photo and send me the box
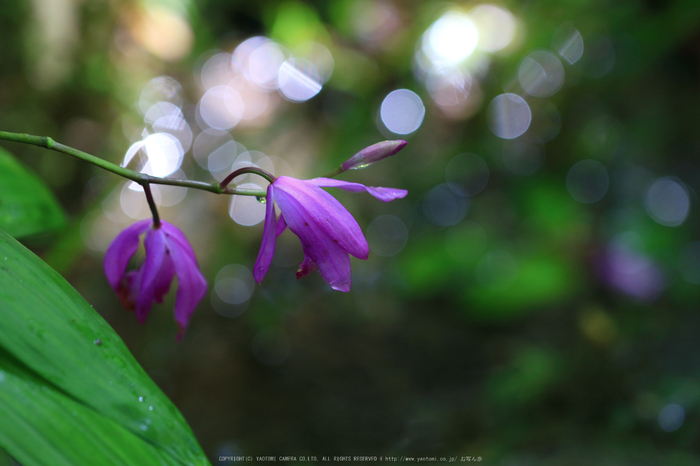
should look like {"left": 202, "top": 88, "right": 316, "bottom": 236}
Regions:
{"left": 0, "top": 147, "right": 65, "bottom": 238}
{"left": 0, "top": 229, "right": 209, "bottom": 465}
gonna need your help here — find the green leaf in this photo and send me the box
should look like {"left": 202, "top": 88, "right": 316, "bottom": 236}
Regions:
{"left": 0, "top": 147, "right": 65, "bottom": 238}
{"left": 0, "top": 229, "right": 209, "bottom": 465}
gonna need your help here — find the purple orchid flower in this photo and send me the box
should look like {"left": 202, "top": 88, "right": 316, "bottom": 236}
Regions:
{"left": 104, "top": 219, "right": 207, "bottom": 339}
{"left": 253, "top": 176, "right": 408, "bottom": 292}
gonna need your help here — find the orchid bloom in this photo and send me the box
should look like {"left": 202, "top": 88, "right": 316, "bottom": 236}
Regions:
{"left": 253, "top": 177, "right": 408, "bottom": 292}
{"left": 104, "top": 219, "right": 207, "bottom": 339}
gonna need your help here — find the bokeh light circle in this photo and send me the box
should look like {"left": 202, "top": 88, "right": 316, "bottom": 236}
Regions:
{"left": 380, "top": 89, "right": 425, "bottom": 135}
{"left": 487, "top": 93, "right": 532, "bottom": 139}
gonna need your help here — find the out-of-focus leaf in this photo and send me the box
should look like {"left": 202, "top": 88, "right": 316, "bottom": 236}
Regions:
{"left": 466, "top": 252, "right": 581, "bottom": 320}
{"left": 0, "top": 147, "right": 65, "bottom": 238}
{"left": 0, "top": 229, "right": 209, "bottom": 465}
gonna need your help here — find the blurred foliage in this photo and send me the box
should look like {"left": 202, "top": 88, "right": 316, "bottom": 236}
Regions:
{"left": 2, "top": 0, "right": 700, "bottom": 464}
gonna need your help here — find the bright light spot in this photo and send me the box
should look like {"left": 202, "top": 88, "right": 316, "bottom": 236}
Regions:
{"left": 645, "top": 177, "right": 690, "bottom": 227}
{"left": 207, "top": 140, "right": 240, "bottom": 174}
{"left": 519, "top": 50, "right": 565, "bottom": 98}
{"left": 423, "top": 11, "right": 479, "bottom": 64}
{"left": 277, "top": 59, "right": 322, "bottom": 102}
{"left": 367, "top": 215, "right": 408, "bottom": 257}
{"left": 228, "top": 76, "right": 272, "bottom": 121}
{"left": 567, "top": 159, "right": 609, "bottom": 203}
{"left": 152, "top": 114, "right": 193, "bottom": 154}
{"left": 139, "top": 76, "right": 184, "bottom": 114}
{"left": 245, "top": 40, "right": 287, "bottom": 91}
{"left": 678, "top": 242, "right": 700, "bottom": 284}
{"left": 198, "top": 85, "right": 244, "bottom": 130}
{"left": 141, "top": 133, "right": 184, "bottom": 177}
{"left": 659, "top": 404, "right": 685, "bottom": 433}
{"left": 130, "top": 5, "right": 193, "bottom": 62}
{"left": 553, "top": 22, "right": 584, "bottom": 65}
{"left": 426, "top": 66, "right": 471, "bottom": 107}
{"left": 154, "top": 170, "right": 187, "bottom": 207}
{"left": 380, "top": 89, "right": 425, "bottom": 135}
{"left": 123, "top": 133, "right": 184, "bottom": 177}
{"left": 487, "top": 93, "right": 531, "bottom": 139}
{"left": 144, "top": 101, "right": 182, "bottom": 124}
{"left": 502, "top": 136, "right": 545, "bottom": 176}
{"left": 252, "top": 328, "right": 290, "bottom": 365}
{"left": 199, "top": 52, "right": 234, "bottom": 90}
{"left": 229, "top": 183, "right": 266, "bottom": 226}
{"left": 232, "top": 37, "right": 268, "bottom": 73}
{"left": 212, "top": 264, "right": 256, "bottom": 318}
{"left": 445, "top": 153, "right": 489, "bottom": 197}
{"left": 476, "top": 250, "right": 518, "bottom": 289}
{"left": 120, "top": 182, "right": 156, "bottom": 219}
{"left": 470, "top": 4, "right": 516, "bottom": 53}
{"left": 423, "top": 184, "right": 469, "bottom": 226}
{"left": 193, "top": 129, "right": 233, "bottom": 170}
{"left": 294, "top": 42, "right": 334, "bottom": 83}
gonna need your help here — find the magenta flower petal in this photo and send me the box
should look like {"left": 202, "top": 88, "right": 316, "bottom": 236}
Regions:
{"left": 275, "top": 176, "right": 369, "bottom": 260}
{"left": 104, "top": 220, "right": 207, "bottom": 338}
{"left": 103, "top": 219, "right": 151, "bottom": 291}
{"left": 302, "top": 237, "right": 352, "bottom": 292}
{"left": 167, "top": 237, "right": 208, "bottom": 340}
{"left": 150, "top": 251, "right": 175, "bottom": 303}
{"left": 254, "top": 184, "right": 278, "bottom": 284}
{"left": 276, "top": 213, "right": 287, "bottom": 237}
{"left": 273, "top": 183, "right": 356, "bottom": 290}
{"left": 135, "top": 227, "right": 166, "bottom": 323}
{"left": 309, "top": 178, "right": 408, "bottom": 202}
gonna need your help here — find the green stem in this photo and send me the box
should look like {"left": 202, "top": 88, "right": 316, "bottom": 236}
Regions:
{"left": 0, "top": 131, "right": 266, "bottom": 197}
{"left": 219, "top": 166, "right": 276, "bottom": 190}
{"left": 321, "top": 166, "right": 344, "bottom": 178}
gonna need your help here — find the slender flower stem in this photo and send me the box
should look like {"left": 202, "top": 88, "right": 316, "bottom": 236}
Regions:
{"left": 0, "top": 131, "right": 266, "bottom": 197}
{"left": 143, "top": 184, "right": 160, "bottom": 227}
{"left": 321, "top": 166, "right": 344, "bottom": 178}
{"left": 219, "top": 166, "right": 277, "bottom": 190}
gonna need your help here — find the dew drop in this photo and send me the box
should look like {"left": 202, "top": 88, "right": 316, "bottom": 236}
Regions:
{"left": 149, "top": 406, "right": 154, "bottom": 411}
{"left": 351, "top": 163, "right": 370, "bottom": 170}
{"left": 256, "top": 196, "right": 267, "bottom": 204}
{"left": 138, "top": 396, "right": 144, "bottom": 402}
{"left": 93, "top": 338, "right": 102, "bottom": 346}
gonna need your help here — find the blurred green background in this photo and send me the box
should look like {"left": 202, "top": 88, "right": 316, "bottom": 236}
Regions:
{"left": 2, "top": 0, "right": 700, "bottom": 463}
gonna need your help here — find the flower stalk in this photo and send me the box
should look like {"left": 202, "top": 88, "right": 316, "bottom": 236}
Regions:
{"left": 0, "top": 130, "right": 266, "bottom": 197}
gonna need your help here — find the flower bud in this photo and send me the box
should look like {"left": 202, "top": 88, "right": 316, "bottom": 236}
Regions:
{"left": 341, "top": 140, "right": 407, "bottom": 171}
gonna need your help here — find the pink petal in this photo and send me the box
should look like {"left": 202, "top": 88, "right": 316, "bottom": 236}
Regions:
{"left": 274, "top": 176, "right": 369, "bottom": 260}
{"left": 135, "top": 227, "right": 166, "bottom": 323}
{"left": 308, "top": 177, "right": 408, "bottom": 202}
{"left": 276, "top": 213, "right": 287, "bottom": 237}
{"left": 103, "top": 219, "right": 151, "bottom": 291}
{"left": 168, "top": 237, "right": 208, "bottom": 339}
{"left": 160, "top": 221, "right": 198, "bottom": 262}
{"left": 274, "top": 184, "right": 355, "bottom": 291}
{"left": 253, "top": 184, "right": 278, "bottom": 284}
{"left": 151, "top": 251, "right": 175, "bottom": 303}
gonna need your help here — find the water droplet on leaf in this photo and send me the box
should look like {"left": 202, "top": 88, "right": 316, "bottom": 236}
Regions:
{"left": 256, "top": 196, "right": 267, "bottom": 204}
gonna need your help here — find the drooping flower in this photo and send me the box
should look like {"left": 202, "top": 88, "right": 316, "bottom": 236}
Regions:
{"left": 253, "top": 176, "right": 408, "bottom": 292}
{"left": 104, "top": 219, "right": 207, "bottom": 339}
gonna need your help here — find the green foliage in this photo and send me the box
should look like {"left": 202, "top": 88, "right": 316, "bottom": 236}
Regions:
{"left": 0, "top": 148, "right": 65, "bottom": 239}
{"left": 0, "top": 230, "right": 208, "bottom": 465}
